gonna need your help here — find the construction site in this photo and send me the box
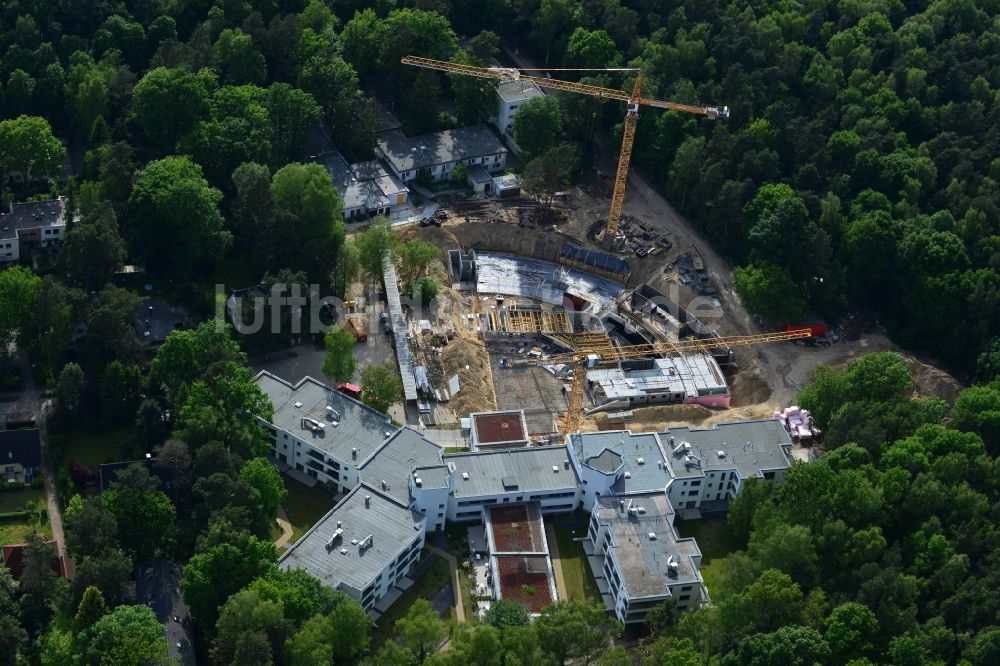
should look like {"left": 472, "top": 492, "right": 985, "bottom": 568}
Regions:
{"left": 366, "top": 55, "right": 962, "bottom": 444}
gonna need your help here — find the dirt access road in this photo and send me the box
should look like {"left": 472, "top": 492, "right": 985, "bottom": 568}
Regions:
{"left": 430, "top": 45, "right": 963, "bottom": 426}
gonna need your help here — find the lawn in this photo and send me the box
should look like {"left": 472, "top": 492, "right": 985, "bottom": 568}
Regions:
{"left": 0, "top": 487, "right": 51, "bottom": 546}
{"left": 371, "top": 555, "right": 452, "bottom": 649}
{"left": 281, "top": 477, "right": 336, "bottom": 544}
{"left": 674, "top": 516, "right": 739, "bottom": 597}
{"left": 62, "top": 427, "right": 134, "bottom": 469}
{"left": 553, "top": 528, "right": 602, "bottom": 603}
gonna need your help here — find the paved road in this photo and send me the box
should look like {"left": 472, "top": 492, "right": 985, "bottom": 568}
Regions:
{"left": 425, "top": 543, "right": 466, "bottom": 622}
{"left": 15, "top": 350, "right": 74, "bottom": 578}
{"left": 274, "top": 507, "right": 294, "bottom": 548}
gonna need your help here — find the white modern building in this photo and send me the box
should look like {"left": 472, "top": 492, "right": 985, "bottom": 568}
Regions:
{"left": 587, "top": 355, "right": 731, "bottom": 409}
{"left": 257, "top": 372, "right": 793, "bottom": 622}
{"left": 279, "top": 483, "right": 425, "bottom": 614}
{"left": 376, "top": 125, "right": 507, "bottom": 183}
{"left": 495, "top": 80, "right": 545, "bottom": 134}
{"left": 0, "top": 197, "right": 66, "bottom": 263}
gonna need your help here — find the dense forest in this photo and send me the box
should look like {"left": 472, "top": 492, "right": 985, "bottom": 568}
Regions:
{"left": 1, "top": 0, "right": 1000, "bottom": 664}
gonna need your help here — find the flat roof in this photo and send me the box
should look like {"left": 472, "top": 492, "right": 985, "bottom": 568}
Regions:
{"left": 497, "top": 80, "right": 545, "bottom": 103}
{"left": 472, "top": 411, "right": 527, "bottom": 445}
{"left": 134, "top": 298, "right": 188, "bottom": 343}
{"left": 475, "top": 252, "right": 623, "bottom": 313}
{"left": 278, "top": 484, "right": 422, "bottom": 593}
{"left": 588, "top": 355, "right": 727, "bottom": 400}
{"left": 358, "top": 428, "right": 444, "bottom": 504}
{"left": 663, "top": 420, "right": 792, "bottom": 479}
{"left": 594, "top": 492, "right": 702, "bottom": 597}
{"left": 446, "top": 447, "right": 579, "bottom": 499}
{"left": 572, "top": 430, "right": 672, "bottom": 494}
{"left": 0, "top": 198, "right": 65, "bottom": 240}
{"left": 255, "top": 372, "right": 394, "bottom": 464}
{"left": 412, "top": 465, "right": 450, "bottom": 490}
{"left": 468, "top": 164, "right": 493, "bottom": 184}
{"left": 378, "top": 125, "right": 506, "bottom": 173}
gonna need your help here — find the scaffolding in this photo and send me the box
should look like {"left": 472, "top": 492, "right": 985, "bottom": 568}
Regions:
{"left": 383, "top": 257, "right": 418, "bottom": 401}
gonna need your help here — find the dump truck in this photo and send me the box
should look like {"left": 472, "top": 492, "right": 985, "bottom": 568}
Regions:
{"left": 345, "top": 315, "right": 368, "bottom": 342}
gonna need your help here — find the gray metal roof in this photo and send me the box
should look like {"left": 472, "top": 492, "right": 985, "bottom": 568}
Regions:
{"left": 446, "top": 447, "right": 579, "bottom": 498}
{"left": 594, "top": 492, "right": 702, "bottom": 597}
{"left": 358, "top": 428, "right": 444, "bottom": 504}
{"left": 255, "top": 372, "right": 394, "bottom": 463}
{"left": 572, "top": 431, "right": 672, "bottom": 494}
{"left": 378, "top": 125, "right": 506, "bottom": 173}
{"left": 413, "top": 465, "right": 450, "bottom": 490}
{"left": 587, "top": 449, "right": 623, "bottom": 474}
{"left": 0, "top": 198, "right": 65, "bottom": 240}
{"left": 497, "top": 80, "right": 545, "bottom": 104}
{"left": 662, "top": 420, "right": 792, "bottom": 480}
{"left": 278, "top": 484, "right": 423, "bottom": 593}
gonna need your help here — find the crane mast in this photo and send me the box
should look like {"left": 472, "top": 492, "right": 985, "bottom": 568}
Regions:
{"left": 400, "top": 56, "right": 728, "bottom": 241}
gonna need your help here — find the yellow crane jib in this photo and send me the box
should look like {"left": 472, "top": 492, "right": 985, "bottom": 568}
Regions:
{"left": 400, "top": 55, "right": 729, "bottom": 239}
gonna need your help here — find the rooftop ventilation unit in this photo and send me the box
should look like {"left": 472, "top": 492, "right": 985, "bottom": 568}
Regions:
{"left": 461, "top": 472, "right": 469, "bottom": 480}
{"left": 340, "top": 548, "right": 348, "bottom": 555}
{"left": 623, "top": 471, "right": 632, "bottom": 479}
{"left": 717, "top": 450, "right": 726, "bottom": 458}
{"left": 415, "top": 477, "right": 422, "bottom": 486}
{"left": 294, "top": 401, "right": 302, "bottom": 408}
{"left": 648, "top": 532, "right": 657, "bottom": 540}
{"left": 637, "top": 457, "right": 645, "bottom": 465}
{"left": 364, "top": 495, "right": 371, "bottom": 508}
{"left": 552, "top": 466, "right": 559, "bottom": 473}
{"left": 352, "top": 448, "right": 358, "bottom": 459}
{"left": 564, "top": 460, "right": 570, "bottom": 469}
{"left": 360, "top": 534, "right": 374, "bottom": 550}
{"left": 351, "top": 539, "right": 359, "bottom": 545}
{"left": 381, "top": 480, "right": 389, "bottom": 490}
{"left": 637, "top": 506, "right": 646, "bottom": 514}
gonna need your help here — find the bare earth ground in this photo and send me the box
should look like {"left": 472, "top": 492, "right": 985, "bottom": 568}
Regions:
{"left": 402, "top": 169, "right": 962, "bottom": 431}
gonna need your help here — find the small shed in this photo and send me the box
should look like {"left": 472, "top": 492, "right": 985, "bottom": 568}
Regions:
{"left": 492, "top": 173, "right": 521, "bottom": 198}
{"left": 467, "top": 165, "right": 494, "bottom": 194}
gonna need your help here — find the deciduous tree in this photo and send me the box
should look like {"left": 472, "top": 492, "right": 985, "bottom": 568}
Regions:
{"left": 127, "top": 156, "right": 230, "bottom": 278}
{"left": 360, "top": 361, "right": 403, "bottom": 413}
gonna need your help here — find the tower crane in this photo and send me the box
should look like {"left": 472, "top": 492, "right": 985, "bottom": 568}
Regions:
{"left": 401, "top": 55, "right": 729, "bottom": 241}
{"left": 517, "top": 329, "right": 811, "bottom": 435}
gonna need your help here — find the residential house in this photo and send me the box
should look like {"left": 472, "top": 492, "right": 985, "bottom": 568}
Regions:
{"left": 495, "top": 81, "right": 545, "bottom": 134}
{"left": 133, "top": 298, "right": 188, "bottom": 348}
{"left": 376, "top": 125, "right": 507, "bottom": 183}
{"left": 0, "top": 197, "right": 66, "bottom": 263}
{"left": 0, "top": 429, "right": 42, "bottom": 484}
{"left": 318, "top": 150, "right": 409, "bottom": 221}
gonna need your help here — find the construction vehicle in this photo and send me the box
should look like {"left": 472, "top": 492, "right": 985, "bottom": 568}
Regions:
{"left": 517, "top": 329, "right": 812, "bottom": 435}
{"left": 401, "top": 55, "right": 728, "bottom": 242}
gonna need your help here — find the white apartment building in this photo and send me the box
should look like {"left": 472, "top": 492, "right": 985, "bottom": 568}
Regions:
{"left": 258, "top": 373, "right": 793, "bottom": 622}
{"left": 495, "top": 80, "right": 545, "bottom": 134}
{"left": 0, "top": 197, "right": 66, "bottom": 263}
{"left": 376, "top": 125, "right": 507, "bottom": 183}
{"left": 587, "top": 492, "right": 704, "bottom": 624}
{"left": 278, "top": 483, "right": 425, "bottom": 614}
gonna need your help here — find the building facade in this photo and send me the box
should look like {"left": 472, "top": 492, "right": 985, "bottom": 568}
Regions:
{"left": 495, "top": 81, "right": 545, "bottom": 134}
{"left": 258, "top": 373, "right": 793, "bottom": 622}
{"left": 0, "top": 198, "right": 66, "bottom": 263}
{"left": 377, "top": 125, "right": 507, "bottom": 183}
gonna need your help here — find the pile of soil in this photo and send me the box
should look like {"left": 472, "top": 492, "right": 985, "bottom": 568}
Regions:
{"left": 439, "top": 336, "right": 496, "bottom": 416}
{"left": 729, "top": 371, "right": 772, "bottom": 407}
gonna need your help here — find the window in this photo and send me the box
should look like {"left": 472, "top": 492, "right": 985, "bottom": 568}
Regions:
{"left": 679, "top": 594, "right": 690, "bottom": 601}
{"left": 690, "top": 480, "right": 701, "bottom": 487}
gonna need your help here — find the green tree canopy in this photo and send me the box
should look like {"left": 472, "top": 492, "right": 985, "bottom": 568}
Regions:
{"left": 0, "top": 115, "right": 65, "bottom": 184}
{"left": 130, "top": 67, "right": 214, "bottom": 151}
{"left": 80, "top": 604, "right": 168, "bottom": 666}
{"left": 127, "top": 156, "right": 231, "bottom": 278}
{"left": 322, "top": 325, "right": 357, "bottom": 384}
{"left": 514, "top": 96, "right": 563, "bottom": 158}
{"left": 360, "top": 361, "right": 403, "bottom": 413}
